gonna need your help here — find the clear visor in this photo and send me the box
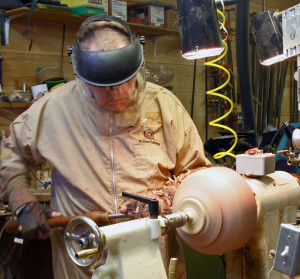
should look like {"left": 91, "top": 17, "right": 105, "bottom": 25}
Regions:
{"left": 77, "top": 66, "right": 146, "bottom": 130}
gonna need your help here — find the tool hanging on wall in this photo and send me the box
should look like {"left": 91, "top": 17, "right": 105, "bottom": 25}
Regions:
{"left": 27, "top": 0, "right": 39, "bottom": 51}
{"left": 256, "top": 61, "right": 289, "bottom": 132}
{"left": 236, "top": 1, "right": 257, "bottom": 147}
{"left": 261, "top": 66, "right": 270, "bottom": 130}
{"left": 251, "top": 19, "right": 263, "bottom": 135}
{"left": 292, "top": 61, "right": 298, "bottom": 123}
{"left": 275, "top": 61, "right": 289, "bottom": 128}
{"left": 0, "top": 53, "right": 3, "bottom": 93}
{"left": 267, "top": 64, "right": 276, "bottom": 126}
{"left": 252, "top": 59, "right": 265, "bottom": 134}
{"left": 250, "top": 11, "right": 290, "bottom": 135}
{"left": 224, "top": 8, "right": 236, "bottom": 104}
{"left": 190, "top": 60, "right": 197, "bottom": 119}
{"left": 250, "top": 12, "right": 259, "bottom": 110}
{"left": 0, "top": 9, "right": 4, "bottom": 46}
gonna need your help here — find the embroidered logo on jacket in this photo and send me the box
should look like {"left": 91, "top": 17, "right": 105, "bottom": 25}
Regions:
{"left": 138, "top": 129, "right": 160, "bottom": 146}
{"left": 144, "top": 129, "right": 154, "bottom": 140}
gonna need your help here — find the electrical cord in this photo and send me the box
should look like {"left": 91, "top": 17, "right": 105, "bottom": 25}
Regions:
{"left": 9, "top": 102, "right": 13, "bottom": 123}
{"left": 0, "top": 250, "right": 16, "bottom": 279}
{"left": 0, "top": 221, "right": 17, "bottom": 279}
{"left": 267, "top": 264, "right": 274, "bottom": 278}
{"left": 0, "top": 221, "right": 5, "bottom": 241}
{"left": 204, "top": 9, "right": 238, "bottom": 160}
{"left": 21, "top": 245, "right": 26, "bottom": 279}
{"left": 217, "top": 254, "right": 225, "bottom": 279}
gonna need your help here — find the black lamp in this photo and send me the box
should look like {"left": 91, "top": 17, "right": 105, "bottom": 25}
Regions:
{"left": 176, "top": 0, "right": 224, "bottom": 59}
{"left": 251, "top": 10, "right": 285, "bottom": 66}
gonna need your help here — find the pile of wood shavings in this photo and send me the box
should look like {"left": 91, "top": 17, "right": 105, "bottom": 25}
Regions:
{"left": 146, "top": 171, "right": 191, "bottom": 200}
{"left": 164, "top": 170, "right": 191, "bottom": 196}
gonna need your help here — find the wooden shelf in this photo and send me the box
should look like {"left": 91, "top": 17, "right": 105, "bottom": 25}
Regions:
{"left": 31, "top": 189, "right": 51, "bottom": 202}
{"left": 5, "top": 7, "right": 179, "bottom": 37}
{"left": 0, "top": 102, "right": 32, "bottom": 108}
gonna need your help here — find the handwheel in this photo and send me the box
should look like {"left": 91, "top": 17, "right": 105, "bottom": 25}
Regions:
{"left": 172, "top": 166, "right": 257, "bottom": 254}
{"left": 64, "top": 216, "right": 104, "bottom": 267}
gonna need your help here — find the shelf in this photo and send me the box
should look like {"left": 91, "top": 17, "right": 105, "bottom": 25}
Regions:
{"left": 4, "top": 7, "right": 179, "bottom": 37}
{"left": 0, "top": 102, "right": 32, "bottom": 108}
{"left": 31, "top": 189, "right": 51, "bottom": 202}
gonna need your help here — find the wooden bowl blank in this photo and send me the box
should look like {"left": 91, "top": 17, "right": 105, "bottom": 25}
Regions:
{"left": 172, "top": 167, "right": 257, "bottom": 255}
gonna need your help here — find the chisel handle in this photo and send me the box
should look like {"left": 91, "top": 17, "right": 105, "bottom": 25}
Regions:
{"left": 5, "top": 211, "right": 127, "bottom": 233}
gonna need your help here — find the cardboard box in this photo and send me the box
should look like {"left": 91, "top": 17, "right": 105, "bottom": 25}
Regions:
{"left": 108, "top": 0, "right": 127, "bottom": 21}
{"left": 164, "top": 9, "right": 178, "bottom": 30}
{"left": 128, "top": 4, "right": 165, "bottom": 27}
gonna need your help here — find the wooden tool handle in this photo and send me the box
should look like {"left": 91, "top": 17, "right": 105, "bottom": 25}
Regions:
{"left": 5, "top": 211, "right": 110, "bottom": 234}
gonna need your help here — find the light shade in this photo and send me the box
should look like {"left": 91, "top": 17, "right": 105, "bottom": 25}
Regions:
{"left": 251, "top": 10, "right": 284, "bottom": 66}
{"left": 176, "top": 0, "right": 224, "bottom": 60}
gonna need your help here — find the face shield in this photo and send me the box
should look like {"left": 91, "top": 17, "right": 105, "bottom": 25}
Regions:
{"left": 77, "top": 69, "right": 146, "bottom": 130}
{"left": 70, "top": 15, "right": 145, "bottom": 87}
{"left": 72, "top": 38, "right": 144, "bottom": 87}
{"left": 69, "top": 15, "right": 146, "bottom": 130}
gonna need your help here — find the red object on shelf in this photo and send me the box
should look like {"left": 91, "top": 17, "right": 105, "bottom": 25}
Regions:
{"left": 134, "top": 18, "right": 143, "bottom": 24}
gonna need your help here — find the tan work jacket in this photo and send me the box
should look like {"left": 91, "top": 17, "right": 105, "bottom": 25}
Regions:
{"left": 1, "top": 80, "right": 211, "bottom": 279}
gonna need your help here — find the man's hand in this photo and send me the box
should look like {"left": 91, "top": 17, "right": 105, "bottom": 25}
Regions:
{"left": 120, "top": 191, "right": 172, "bottom": 219}
{"left": 120, "top": 172, "right": 192, "bottom": 219}
{"left": 17, "top": 202, "right": 59, "bottom": 240}
{"left": 120, "top": 198, "right": 150, "bottom": 219}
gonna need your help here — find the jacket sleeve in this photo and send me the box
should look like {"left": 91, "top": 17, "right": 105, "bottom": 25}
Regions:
{"left": 139, "top": 99, "right": 211, "bottom": 213}
{"left": 171, "top": 99, "right": 212, "bottom": 176}
{"left": 0, "top": 112, "right": 40, "bottom": 213}
{"left": 175, "top": 123, "right": 211, "bottom": 176}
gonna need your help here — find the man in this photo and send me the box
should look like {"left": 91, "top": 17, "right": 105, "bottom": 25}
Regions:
{"left": 0, "top": 15, "right": 211, "bottom": 279}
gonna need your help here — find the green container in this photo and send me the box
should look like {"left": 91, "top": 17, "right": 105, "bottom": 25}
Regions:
{"left": 181, "top": 241, "right": 226, "bottom": 279}
{"left": 71, "top": 6, "right": 105, "bottom": 15}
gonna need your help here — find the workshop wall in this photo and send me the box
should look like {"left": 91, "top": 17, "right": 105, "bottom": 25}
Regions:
{"left": 0, "top": 0, "right": 299, "bottom": 143}
{"left": 0, "top": 1, "right": 299, "bottom": 279}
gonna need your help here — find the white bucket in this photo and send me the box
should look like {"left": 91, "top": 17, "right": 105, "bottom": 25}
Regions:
{"left": 31, "top": 84, "right": 48, "bottom": 100}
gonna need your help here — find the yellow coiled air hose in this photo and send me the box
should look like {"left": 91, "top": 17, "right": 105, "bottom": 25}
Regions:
{"left": 204, "top": 9, "right": 238, "bottom": 160}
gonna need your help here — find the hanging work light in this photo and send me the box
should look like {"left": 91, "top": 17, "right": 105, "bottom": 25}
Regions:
{"left": 251, "top": 10, "right": 285, "bottom": 66}
{"left": 176, "top": 0, "right": 224, "bottom": 60}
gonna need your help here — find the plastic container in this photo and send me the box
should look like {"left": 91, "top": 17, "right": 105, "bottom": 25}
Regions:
{"left": 71, "top": 6, "right": 105, "bottom": 15}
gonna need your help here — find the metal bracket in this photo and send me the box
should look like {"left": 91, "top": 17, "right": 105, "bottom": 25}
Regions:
{"left": 152, "top": 35, "right": 168, "bottom": 59}
{"left": 4, "top": 13, "right": 27, "bottom": 46}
